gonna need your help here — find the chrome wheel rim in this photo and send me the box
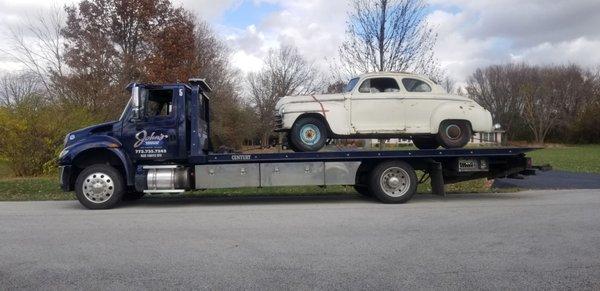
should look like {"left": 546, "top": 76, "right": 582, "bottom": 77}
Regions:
{"left": 445, "top": 124, "right": 462, "bottom": 140}
{"left": 82, "top": 172, "right": 114, "bottom": 203}
{"left": 300, "top": 124, "right": 321, "bottom": 146}
{"left": 379, "top": 167, "right": 410, "bottom": 197}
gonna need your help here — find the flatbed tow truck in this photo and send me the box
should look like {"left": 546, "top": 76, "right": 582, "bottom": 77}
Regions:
{"left": 58, "top": 79, "right": 542, "bottom": 209}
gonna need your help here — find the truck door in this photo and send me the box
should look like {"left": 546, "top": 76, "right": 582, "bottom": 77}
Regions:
{"left": 122, "top": 87, "right": 181, "bottom": 161}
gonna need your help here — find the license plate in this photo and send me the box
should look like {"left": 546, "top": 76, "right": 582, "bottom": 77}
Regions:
{"left": 458, "top": 158, "right": 488, "bottom": 172}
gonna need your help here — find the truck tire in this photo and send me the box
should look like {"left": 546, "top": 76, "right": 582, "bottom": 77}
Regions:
{"left": 75, "top": 164, "right": 124, "bottom": 209}
{"left": 289, "top": 116, "right": 328, "bottom": 152}
{"left": 437, "top": 120, "right": 472, "bottom": 149}
{"left": 412, "top": 136, "right": 439, "bottom": 149}
{"left": 369, "top": 161, "right": 417, "bottom": 203}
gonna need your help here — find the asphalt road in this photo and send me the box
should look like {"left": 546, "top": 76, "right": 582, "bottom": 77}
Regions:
{"left": 1, "top": 189, "right": 600, "bottom": 289}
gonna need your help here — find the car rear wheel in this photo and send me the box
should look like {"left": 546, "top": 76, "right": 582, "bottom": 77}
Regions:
{"left": 369, "top": 161, "right": 417, "bottom": 204}
{"left": 412, "top": 136, "right": 439, "bottom": 149}
{"left": 437, "top": 120, "right": 472, "bottom": 149}
{"left": 289, "top": 116, "right": 328, "bottom": 152}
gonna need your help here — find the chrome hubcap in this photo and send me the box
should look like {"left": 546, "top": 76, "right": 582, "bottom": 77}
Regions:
{"left": 300, "top": 124, "right": 321, "bottom": 146}
{"left": 380, "top": 167, "right": 410, "bottom": 197}
{"left": 82, "top": 172, "right": 114, "bottom": 203}
{"left": 446, "top": 124, "right": 462, "bottom": 140}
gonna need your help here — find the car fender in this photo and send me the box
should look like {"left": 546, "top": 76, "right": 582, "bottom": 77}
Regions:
{"left": 280, "top": 101, "right": 350, "bottom": 135}
{"left": 429, "top": 102, "right": 493, "bottom": 134}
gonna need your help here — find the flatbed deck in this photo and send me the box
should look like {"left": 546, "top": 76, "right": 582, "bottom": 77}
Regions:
{"left": 203, "top": 147, "right": 537, "bottom": 164}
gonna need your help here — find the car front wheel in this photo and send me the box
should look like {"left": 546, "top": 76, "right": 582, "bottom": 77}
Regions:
{"left": 289, "top": 117, "right": 328, "bottom": 152}
{"left": 437, "top": 120, "right": 472, "bottom": 149}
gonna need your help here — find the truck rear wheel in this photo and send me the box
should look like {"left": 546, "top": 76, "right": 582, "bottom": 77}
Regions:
{"left": 369, "top": 161, "right": 417, "bottom": 203}
{"left": 75, "top": 164, "right": 124, "bottom": 209}
{"left": 289, "top": 116, "right": 328, "bottom": 152}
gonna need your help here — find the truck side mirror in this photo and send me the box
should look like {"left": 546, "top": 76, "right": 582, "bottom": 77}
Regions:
{"left": 131, "top": 85, "right": 141, "bottom": 121}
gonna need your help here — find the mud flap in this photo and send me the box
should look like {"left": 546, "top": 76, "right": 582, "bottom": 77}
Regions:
{"left": 429, "top": 161, "right": 446, "bottom": 197}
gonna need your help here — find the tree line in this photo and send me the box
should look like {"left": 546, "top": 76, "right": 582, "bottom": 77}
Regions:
{"left": 0, "top": 0, "right": 598, "bottom": 177}
{"left": 466, "top": 64, "right": 600, "bottom": 144}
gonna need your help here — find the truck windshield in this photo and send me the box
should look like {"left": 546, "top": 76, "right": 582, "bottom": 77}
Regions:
{"left": 119, "top": 99, "right": 131, "bottom": 121}
{"left": 344, "top": 78, "right": 359, "bottom": 92}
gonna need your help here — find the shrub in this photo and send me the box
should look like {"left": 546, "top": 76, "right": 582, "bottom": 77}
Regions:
{"left": 0, "top": 96, "right": 98, "bottom": 176}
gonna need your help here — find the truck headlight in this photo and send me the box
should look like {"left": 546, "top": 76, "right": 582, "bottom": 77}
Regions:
{"left": 59, "top": 148, "right": 69, "bottom": 159}
{"left": 64, "top": 134, "right": 76, "bottom": 146}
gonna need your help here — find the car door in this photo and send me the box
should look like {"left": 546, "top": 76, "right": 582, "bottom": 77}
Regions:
{"left": 122, "top": 87, "right": 181, "bottom": 162}
{"left": 401, "top": 77, "right": 438, "bottom": 133}
{"left": 350, "top": 77, "right": 405, "bottom": 133}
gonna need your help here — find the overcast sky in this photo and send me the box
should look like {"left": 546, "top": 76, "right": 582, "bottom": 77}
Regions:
{"left": 2, "top": 0, "right": 600, "bottom": 84}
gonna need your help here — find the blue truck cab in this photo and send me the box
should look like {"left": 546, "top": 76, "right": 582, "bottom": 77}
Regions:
{"left": 59, "top": 78, "right": 540, "bottom": 209}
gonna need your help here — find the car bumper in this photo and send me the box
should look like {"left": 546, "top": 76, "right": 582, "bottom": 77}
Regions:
{"left": 274, "top": 114, "right": 285, "bottom": 132}
{"left": 59, "top": 165, "right": 73, "bottom": 192}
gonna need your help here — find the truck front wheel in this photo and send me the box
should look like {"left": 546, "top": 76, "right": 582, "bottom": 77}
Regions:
{"left": 370, "top": 161, "right": 417, "bottom": 204}
{"left": 75, "top": 164, "right": 125, "bottom": 209}
{"left": 289, "top": 117, "right": 328, "bottom": 152}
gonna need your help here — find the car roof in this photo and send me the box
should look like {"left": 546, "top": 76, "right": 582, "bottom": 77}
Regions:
{"left": 357, "top": 72, "right": 432, "bottom": 81}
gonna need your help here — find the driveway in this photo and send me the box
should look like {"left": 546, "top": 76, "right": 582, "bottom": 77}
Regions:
{"left": 494, "top": 170, "right": 600, "bottom": 189}
{"left": 1, "top": 189, "right": 599, "bottom": 289}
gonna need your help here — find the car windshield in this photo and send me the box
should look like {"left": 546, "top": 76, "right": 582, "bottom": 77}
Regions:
{"left": 344, "top": 78, "right": 359, "bottom": 92}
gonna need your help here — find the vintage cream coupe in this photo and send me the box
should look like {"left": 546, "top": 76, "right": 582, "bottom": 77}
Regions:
{"left": 275, "top": 72, "right": 496, "bottom": 152}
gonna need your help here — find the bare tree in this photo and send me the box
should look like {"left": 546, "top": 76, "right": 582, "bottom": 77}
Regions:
{"left": 467, "top": 63, "right": 598, "bottom": 143}
{"left": 466, "top": 64, "right": 529, "bottom": 138}
{"left": 326, "top": 80, "right": 346, "bottom": 94}
{"left": 0, "top": 72, "right": 44, "bottom": 107}
{"left": 194, "top": 21, "right": 256, "bottom": 149}
{"left": 1, "top": 7, "right": 66, "bottom": 95}
{"left": 336, "top": 0, "right": 439, "bottom": 78}
{"left": 440, "top": 76, "right": 455, "bottom": 93}
{"left": 526, "top": 65, "right": 597, "bottom": 143}
{"left": 520, "top": 70, "right": 560, "bottom": 144}
{"left": 248, "top": 45, "right": 319, "bottom": 146}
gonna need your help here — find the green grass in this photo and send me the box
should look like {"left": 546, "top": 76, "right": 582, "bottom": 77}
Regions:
{"left": 527, "top": 145, "right": 600, "bottom": 174}
{"left": 0, "top": 177, "right": 74, "bottom": 201}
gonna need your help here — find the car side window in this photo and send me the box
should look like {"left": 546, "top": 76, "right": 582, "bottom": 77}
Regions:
{"left": 146, "top": 89, "right": 174, "bottom": 118}
{"left": 358, "top": 78, "right": 400, "bottom": 93}
{"left": 402, "top": 78, "right": 432, "bottom": 92}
